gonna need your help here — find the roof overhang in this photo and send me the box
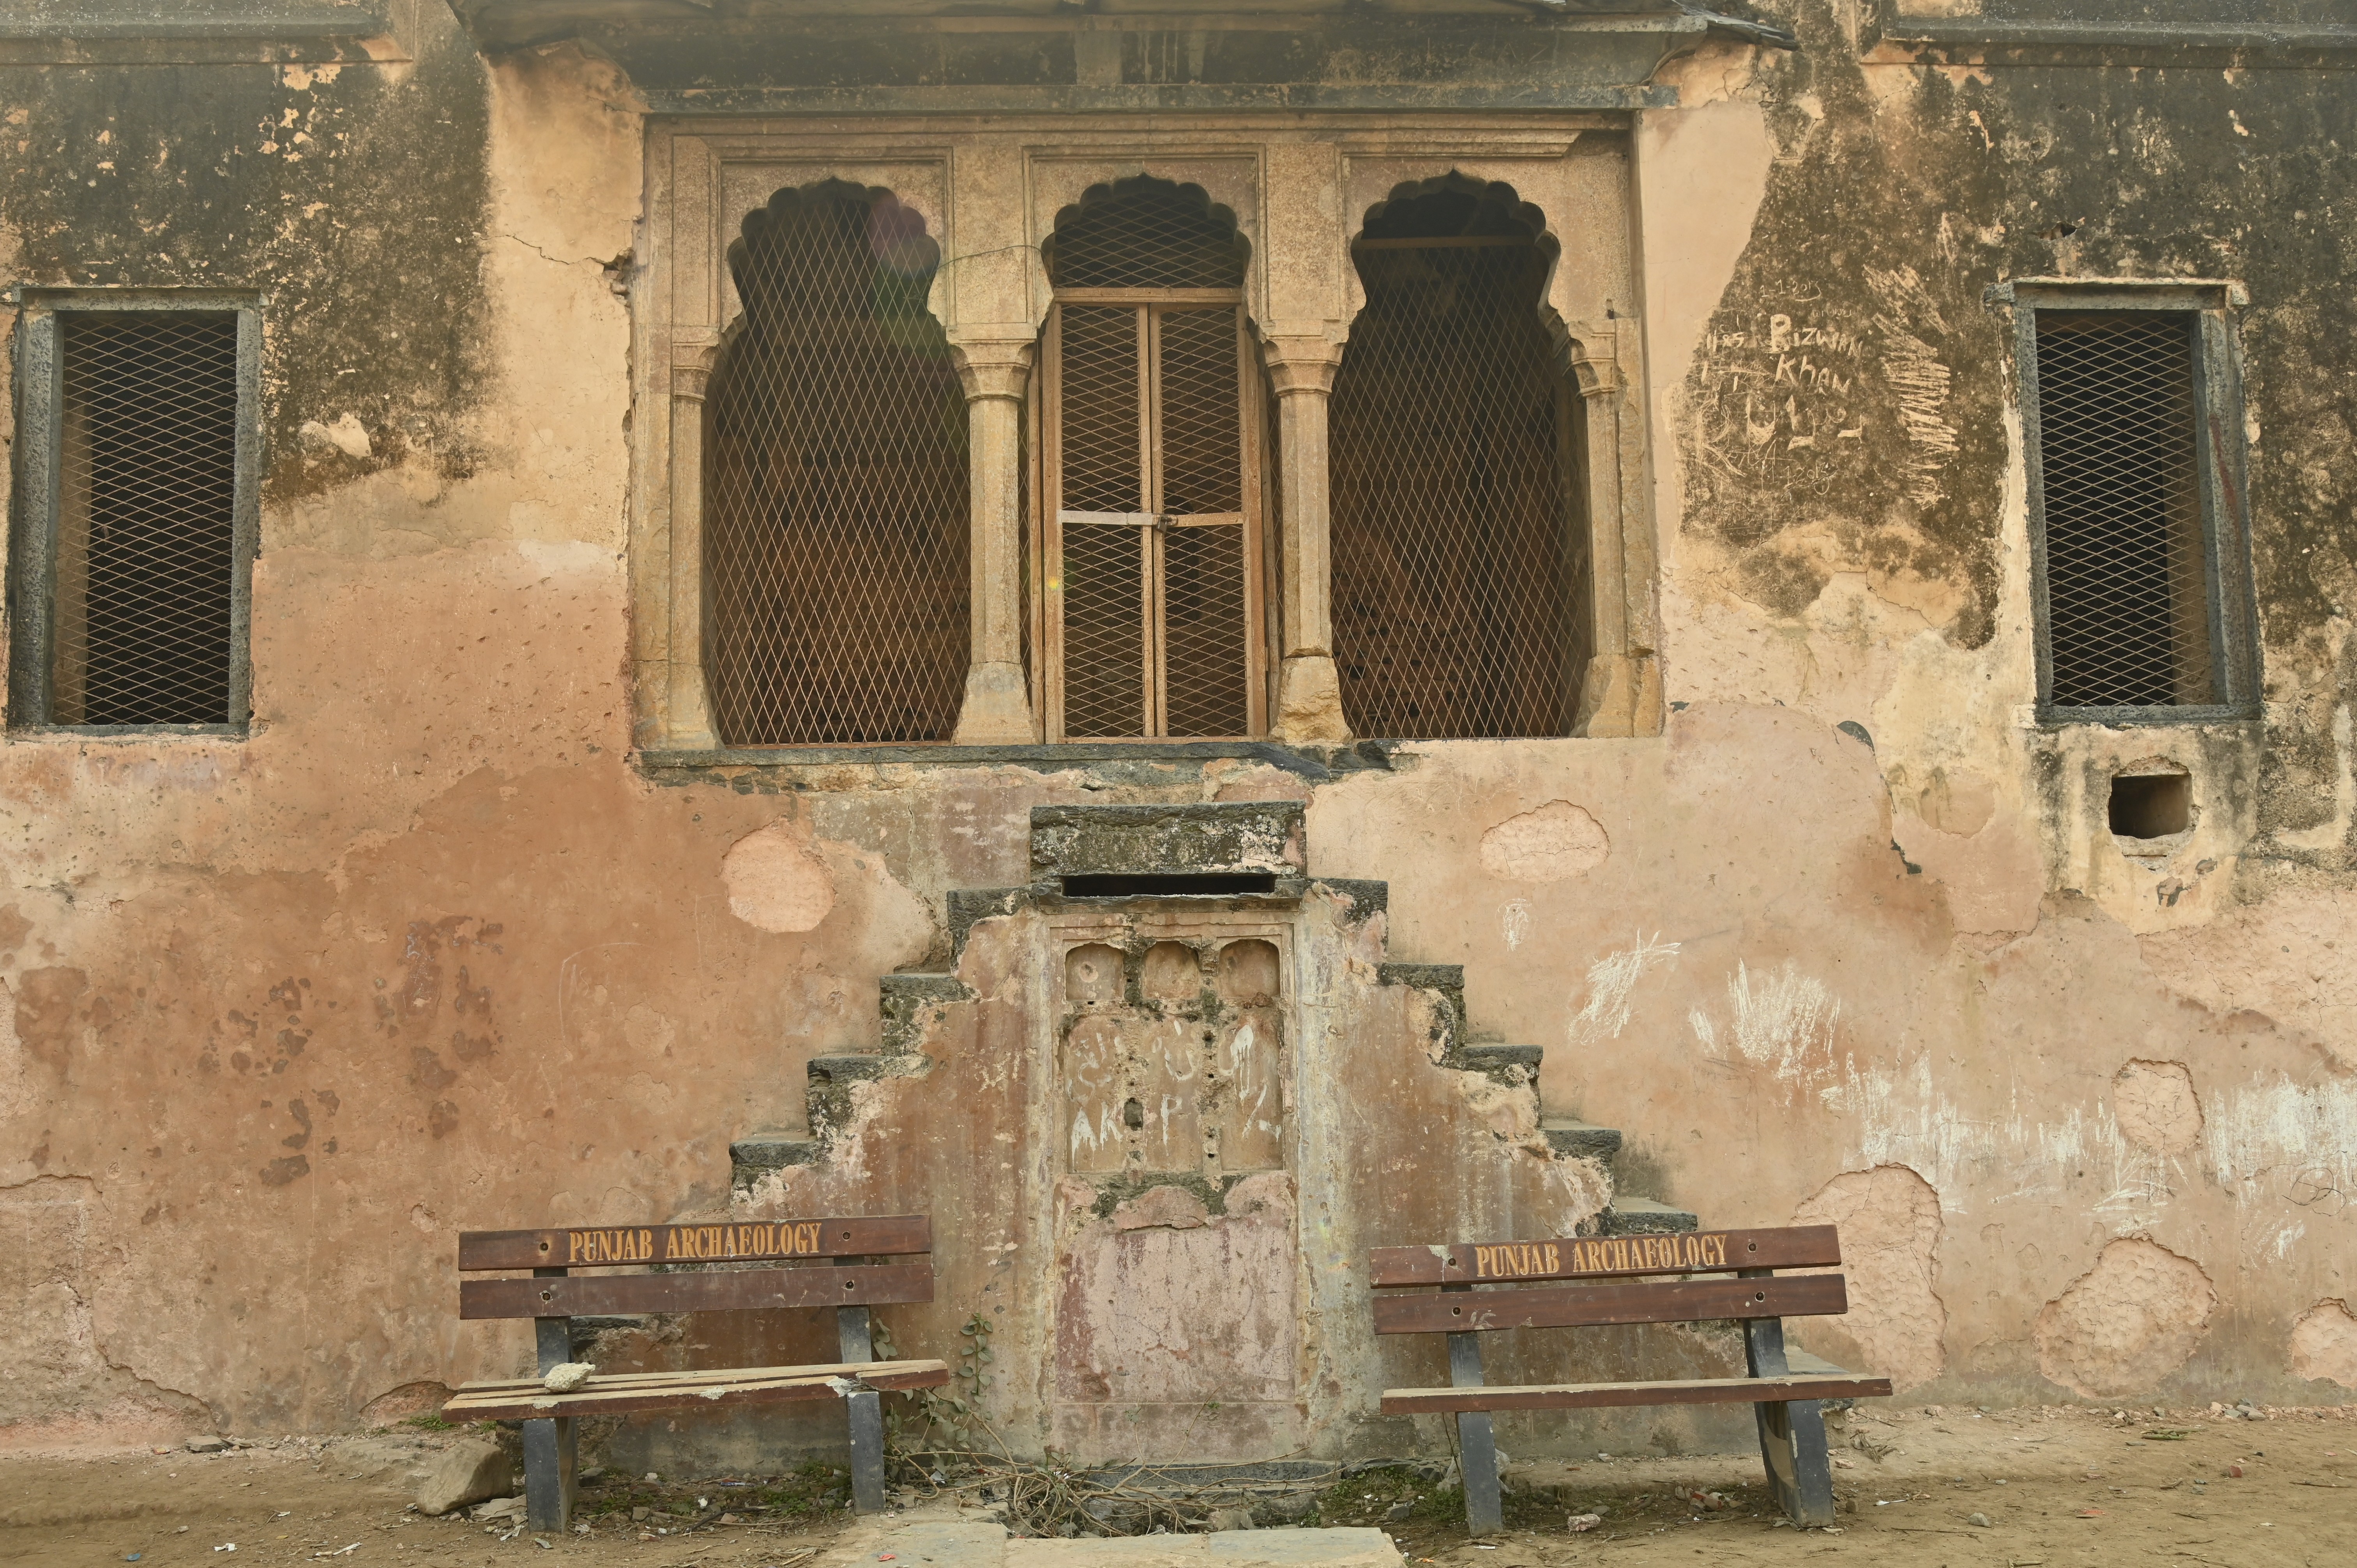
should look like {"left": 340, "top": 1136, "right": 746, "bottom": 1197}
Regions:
{"left": 0, "top": 2, "right": 404, "bottom": 64}
{"left": 447, "top": 2, "right": 1791, "bottom": 115}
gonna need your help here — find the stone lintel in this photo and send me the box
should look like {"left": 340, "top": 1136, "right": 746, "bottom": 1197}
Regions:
{"left": 1030, "top": 801, "right": 1307, "bottom": 881}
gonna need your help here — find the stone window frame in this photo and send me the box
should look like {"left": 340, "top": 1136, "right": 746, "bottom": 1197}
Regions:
{"left": 631, "top": 116, "right": 1662, "bottom": 765}
{"left": 2000, "top": 277, "right": 2263, "bottom": 727}
{"left": 4, "top": 287, "right": 265, "bottom": 738}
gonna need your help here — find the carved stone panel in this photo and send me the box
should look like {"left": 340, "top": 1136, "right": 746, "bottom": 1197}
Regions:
{"left": 1059, "top": 936, "right": 1285, "bottom": 1180}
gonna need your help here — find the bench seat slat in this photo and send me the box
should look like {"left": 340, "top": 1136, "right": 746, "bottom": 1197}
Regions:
{"left": 450, "top": 1360, "right": 901, "bottom": 1395}
{"left": 459, "top": 1262, "right": 934, "bottom": 1320}
{"left": 1380, "top": 1371, "right": 1894, "bottom": 1416}
{"left": 442, "top": 1359, "right": 949, "bottom": 1422}
{"left": 1372, "top": 1272, "right": 1846, "bottom": 1335}
{"left": 458, "top": 1216, "right": 930, "bottom": 1272}
{"left": 1368, "top": 1225, "right": 1840, "bottom": 1287}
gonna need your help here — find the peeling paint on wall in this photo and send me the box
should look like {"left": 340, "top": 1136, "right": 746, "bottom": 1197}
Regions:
{"left": 2034, "top": 1237, "right": 2217, "bottom": 1398}
{"left": 1793, "top": 1164, "right": 1947, "bottom": 1392}
{"left": 2290, "top": 1298, "right": 2357, "bottom": 1390}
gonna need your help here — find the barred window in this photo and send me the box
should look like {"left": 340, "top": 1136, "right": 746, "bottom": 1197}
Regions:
{"left": 1329, "top": 182, "right": 1588, "bottom": 739}
{"left": 703, "top": 181, "right": 970, "bottom": 745}
{"left": 8, "top": 299, "right": 257, "bottom": 731}
{"left": 2023, "top": 295, "right": 2258, "bottom": 720}
{"left": 1039, "top": 177, "right": 1266, "bottom": 741}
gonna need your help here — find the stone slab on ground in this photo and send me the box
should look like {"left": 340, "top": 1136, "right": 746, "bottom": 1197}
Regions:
{"left": 818, "top": 1520, "right": 1402, "bottom": 1567}
{"left": 1012, "top": 1529, "right": 1401, "bottom": 1566}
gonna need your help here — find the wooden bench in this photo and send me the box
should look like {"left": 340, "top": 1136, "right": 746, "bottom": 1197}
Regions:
{"left": 1368, "top": 1224, "right": 1891, "bottom": 1533}
{"left": 444, "top": 1214, "right": 949, "bottom": 1533}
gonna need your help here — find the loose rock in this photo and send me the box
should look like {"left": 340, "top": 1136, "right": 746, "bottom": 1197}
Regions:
{"left": 185, "top": 1436, "right": 229, "bottom": 1455}
{"left": 1207, "top": 1506, "right": 1256, "bottom": 1531}
{"left": 416, "top": 1439, "right": 513, "bottom": 1516}
{"left": 541, "top": 1362, "right": 595, "bottom": 1393}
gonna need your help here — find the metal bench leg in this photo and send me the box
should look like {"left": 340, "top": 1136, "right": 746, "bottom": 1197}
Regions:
{"left": 1742, "top": 1299, "right": 1834, "bottom": 1527}
{"left": 837, "top": 1304, "right": 887, "bottom": 1515}
{"left": 527, "top": 1280, "right": 576, "bottom": 1533}
{"left": 1447, "top": 1324, "right": 1504, "bottom": 1537}
{"left": 522, "top": 1417, "right": 577, "bottom": 1534}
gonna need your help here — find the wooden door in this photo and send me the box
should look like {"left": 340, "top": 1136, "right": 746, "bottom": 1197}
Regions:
{"left": 1043, "top": 290, "right": 1266, "bottom": 740}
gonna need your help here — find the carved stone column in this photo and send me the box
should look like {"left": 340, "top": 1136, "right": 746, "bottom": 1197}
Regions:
{"left": 1565, "top": 337, "right": 1662, "bottom": 739}
{"left": 1261, "top": 334, "right": 1351, "bottom": 743}
{"left": 950, "top": 335, "right": 1037, "bottom": 745}
{"left": 666, "top": 361, "right": 719, "bottom": 750}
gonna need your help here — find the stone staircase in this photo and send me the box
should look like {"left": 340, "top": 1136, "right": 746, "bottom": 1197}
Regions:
{"left": 1371, "top": 961, "right": 1696, "bottom": 1237}
{"left": 732, "top": 888, "right": 1693, "bottom": 1238}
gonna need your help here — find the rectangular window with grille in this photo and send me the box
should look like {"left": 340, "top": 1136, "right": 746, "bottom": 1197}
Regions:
{"left": 10, "top": 296, "right": 260, "bottom": 732}
{"left": 2020, "top": 288, "right": 2258, "bottom": 722}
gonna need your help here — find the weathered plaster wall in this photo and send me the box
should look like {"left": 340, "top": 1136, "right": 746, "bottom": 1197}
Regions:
{"left": 1, "top": 0, "right": 2351, "bottom": 1459}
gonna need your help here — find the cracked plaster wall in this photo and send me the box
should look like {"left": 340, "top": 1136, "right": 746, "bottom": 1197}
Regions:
{"left": 0, "top": 0, "right": 2352, "bottom": 1448}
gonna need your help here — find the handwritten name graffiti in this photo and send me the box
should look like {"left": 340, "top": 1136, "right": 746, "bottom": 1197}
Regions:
{"left": 1465, "top": 1231, "right": 1733, "bottom": 1280}
{"left": 564, "top": 1221, "right": 828, "bottom": 1266}
{"left": 1694, "top": 308, "right": 1868, "bottom": 492}
{"left": 1688, "top": 267, "right": 1965, "bottom": 517}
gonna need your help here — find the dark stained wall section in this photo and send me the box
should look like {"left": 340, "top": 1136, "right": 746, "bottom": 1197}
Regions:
{"left": 1687, "top": 2, "right": 2357, "bottom": 851}
{"left": 0, "top": 13, "right": 493, "bottom": 508}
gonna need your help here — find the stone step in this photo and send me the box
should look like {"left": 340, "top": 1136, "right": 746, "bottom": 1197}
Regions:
{"left": 730, "top": 1132, "right": 822, "bottom": 1190}
{"left": 1540, "top": 1118, "right": 1623, "bottom": 1162}
{"left": 807, "top": 1053, "right": 902, "bottom": 1143}
{"left": 1376, "top": 962, "right": 1467, "bottom": 1061}
{"left": 1596, "top": 1196, "right": 1700, "bottom": 1235}
{"left": 1454, "top": 1042, "right": 1542, "bottom": 1086}
{"left": 879, "top": 973, "right": 970, "bottom": 1053}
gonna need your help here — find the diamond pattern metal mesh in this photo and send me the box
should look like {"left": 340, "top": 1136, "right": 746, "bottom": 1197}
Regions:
{"left": 1060, "top": 520, "right": 1145, "bottom": 738}
{"left": 2033, "top": 311, "right": 2216, "bottom": 709}
{"left": 703, "top": 184, "right": 968, "bottom": 745}
{"left": 1044, "top": 177, "right": 1248, "bottom": 290}
{"left": 1158, "top": 309, "right": 1243, "bottom": 515}
{"left": 54, "top": 311, "right": 241, "bottom": 726}
{"left": 1163, "top": 523, "right": 1248, "bottom": 737}
{"left": 1057, "top": 305, "right": 1141, "bottom": 513}
{"left": 1330, "top": 237, "right": 1584, "bottom": 738}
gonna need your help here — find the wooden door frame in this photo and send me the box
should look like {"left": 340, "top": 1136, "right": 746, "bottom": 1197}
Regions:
{"left": 1037, "top": 288, "right": 1269, "bottom": 742}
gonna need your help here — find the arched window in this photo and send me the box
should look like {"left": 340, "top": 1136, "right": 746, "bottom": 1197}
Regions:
{"left": 1039, "top": 177, "right": 1267, "bottom": 741}
{"left": 703, "top": 181, "right": 969, "bottom": 744}
{"left": 1329, "top": 179, "right": 1590, "bottom": 739}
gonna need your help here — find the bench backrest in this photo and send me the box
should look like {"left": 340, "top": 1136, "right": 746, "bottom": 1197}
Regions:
{"left": 1366, "top": 1224, "right": 1845, "bottom": 1336}
{"left": 457, "top": 1215, "right": 933, "bottom": 1321}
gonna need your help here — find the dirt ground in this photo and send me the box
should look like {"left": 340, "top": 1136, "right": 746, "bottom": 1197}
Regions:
{"left": 2, "top": 1404, "right": 2351, "bottom": 1568}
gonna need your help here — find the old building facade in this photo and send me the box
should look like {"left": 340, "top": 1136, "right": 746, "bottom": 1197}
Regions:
{"left": 2, "top": 0, "right": 2353, "bottom": 1470}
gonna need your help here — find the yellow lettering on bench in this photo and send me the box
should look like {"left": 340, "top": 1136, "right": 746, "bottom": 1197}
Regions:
{"left": 1544, "top": 1243, "right": 1560, "bottom": 1273}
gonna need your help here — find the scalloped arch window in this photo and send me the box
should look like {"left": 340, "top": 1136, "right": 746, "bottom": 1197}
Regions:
{"left": 702, "top": 182, "right": 970, "bottom": 745}
{"left": 1329, "top": 184, "right": 1590, "bottom": 739}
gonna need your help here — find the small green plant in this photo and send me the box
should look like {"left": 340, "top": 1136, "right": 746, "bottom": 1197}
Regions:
{"left": 403, "top": 1413, "right": 454, "bottom": 1432}
{"left": 874, "top": 1308, "right": 1000, "bottom": 1470}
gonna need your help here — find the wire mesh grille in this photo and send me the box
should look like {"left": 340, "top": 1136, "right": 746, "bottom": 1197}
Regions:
{"left": 2033, "top": 311, "right": 2216, "bottom": 708}
{"left": 1157, "top": 309, "right": 1243, "bottom": 515}
{"left": 1330, "top": 238, "right": 1584, "bottom": 738}
{"left": 1060, "top": 521, "right": 1145, "bottom": 738}
{"left": 1044, "top": 177, "right": 1249, "bottom": 291}
{"left": 1163, "top": 524, "right": 1249, "bottom": 737}
{"left": 1057, "top": 305, "right": 1141, "bottom": 512}
{"left": 53, "top": 311, "right": 241, "bottom": 726}
{"left": 703, "top": 183, "right": 968, "bottom": 745}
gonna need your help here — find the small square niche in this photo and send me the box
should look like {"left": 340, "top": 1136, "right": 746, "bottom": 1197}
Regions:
{"left": 2108, "top": 770, "right": 2193, "bottom": 841}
